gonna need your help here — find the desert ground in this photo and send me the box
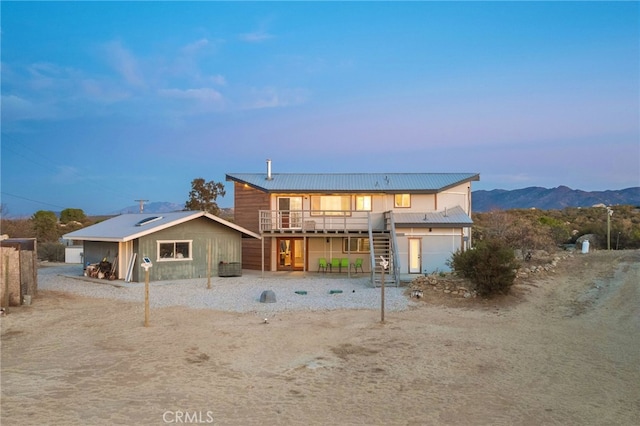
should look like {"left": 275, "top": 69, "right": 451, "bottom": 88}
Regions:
{"left": 1, "top": 250, "right": 639, "bottom": 425}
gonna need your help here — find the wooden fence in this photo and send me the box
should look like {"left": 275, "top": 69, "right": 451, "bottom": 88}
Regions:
{"left": 1, "top": 239, "right": 38, "bottom": 307}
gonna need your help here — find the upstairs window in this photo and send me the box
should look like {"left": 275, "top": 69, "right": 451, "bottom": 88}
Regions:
{"left": 311, "top": 195, "right": 351, "bottom": 216}
{"left": 355, "top": 195, "right": 372, "bottom": 211}
{"left": 394, "top": 194, "right": 411, "bottom": 208}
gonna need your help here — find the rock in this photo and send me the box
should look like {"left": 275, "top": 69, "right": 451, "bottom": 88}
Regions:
{"left": 259, "top": 290, "right": 276, "bottom": 303}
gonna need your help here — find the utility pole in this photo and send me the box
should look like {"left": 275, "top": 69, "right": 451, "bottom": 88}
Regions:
{"left": 135, "top": 199, "right": 149, "bottom": 214}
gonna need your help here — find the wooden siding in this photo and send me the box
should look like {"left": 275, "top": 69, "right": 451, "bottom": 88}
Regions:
{"left": 234, "top": 182, "right": 272, "bottom": 270}
{"left": 136, "top": 217, "right": 243, "bottom": 281}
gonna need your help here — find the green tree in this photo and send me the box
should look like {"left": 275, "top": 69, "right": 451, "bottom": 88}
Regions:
{"left": 60, "top": 208, "right": 87, "bottom": 224}
{"left": 32, "top": 210, "right": 59, "bottom": 242}
{"left": 185, "top": 178, "right": 226, "bottom": 215}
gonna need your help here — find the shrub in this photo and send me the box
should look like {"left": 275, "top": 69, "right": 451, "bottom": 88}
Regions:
{"left": 39, "top": 242, "right": 65, "bottom": 262}
{"left": 449, "top": 239, "right": 519, "bottom": 298}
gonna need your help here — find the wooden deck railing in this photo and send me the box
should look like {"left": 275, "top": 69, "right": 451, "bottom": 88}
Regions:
{"left": 258, "top": 210, "right": 387, "bottom": 233}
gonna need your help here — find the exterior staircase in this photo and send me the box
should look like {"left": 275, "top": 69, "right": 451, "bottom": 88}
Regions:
{"left": 368, "top": 212, "right": 400, "bottom": 287}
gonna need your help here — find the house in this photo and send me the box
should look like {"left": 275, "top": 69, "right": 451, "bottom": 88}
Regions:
{"left": 62, "top": 211, "right": 260, "bottom": 282}
{"left": 226, "top": 160, "right": 480, "bottom": 286}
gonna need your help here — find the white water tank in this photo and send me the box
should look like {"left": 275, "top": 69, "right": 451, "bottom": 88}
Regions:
{"left": 581, "top": 240, "right": 590, "bottom": 254}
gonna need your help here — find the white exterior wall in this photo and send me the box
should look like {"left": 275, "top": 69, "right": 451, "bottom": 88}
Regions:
{"left": 395, "top": 227, "right": 463, "bottom": 274}
{"left": 436, "top": 183, "right": 472, "bottom": 214}
{"left": 65, "top": 246, "right": 84, "bottom": 264}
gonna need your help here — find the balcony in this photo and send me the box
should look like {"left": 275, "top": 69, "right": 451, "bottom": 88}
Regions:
{"left": 259, "top": 210, "right": 386, "bottom": 234}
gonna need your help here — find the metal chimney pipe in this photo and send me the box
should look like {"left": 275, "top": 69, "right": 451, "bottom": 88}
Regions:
{"left": 266, "top": 159, "right": 272, "bottom": 180}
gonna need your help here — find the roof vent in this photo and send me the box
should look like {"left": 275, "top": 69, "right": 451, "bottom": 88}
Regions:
{"left": 135, "top": 216, "right": 163, "bottom": 226}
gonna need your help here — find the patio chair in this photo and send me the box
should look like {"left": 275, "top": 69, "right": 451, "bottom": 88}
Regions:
{"left": 340, "top": 258, "right": 349, "bottom": 273}
{"left": 330, "top": 258, "right": 340, "bottom": 272}
{"left": 351, "top": 258, "right": 364, "bottom": 273}
{"left": 318, "top": 258, "right": 328, "bottom": 273}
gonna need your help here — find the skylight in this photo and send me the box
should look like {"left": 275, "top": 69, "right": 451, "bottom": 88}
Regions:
{"left": 135, "top": 216, "right": 163, "bottom": 227}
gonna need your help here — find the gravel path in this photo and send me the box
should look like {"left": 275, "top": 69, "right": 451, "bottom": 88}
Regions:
{"left": 37, "top": 264, "right": 415, "bottom": 315}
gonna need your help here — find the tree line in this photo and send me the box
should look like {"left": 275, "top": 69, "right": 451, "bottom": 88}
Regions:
{"left": 0, "top": 178, "right": 226, "bottom": 260}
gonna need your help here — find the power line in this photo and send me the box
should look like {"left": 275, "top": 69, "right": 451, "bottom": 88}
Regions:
{"left": 1, "top": 134, "right": 144, "bottom": 205}
{"left": 0, "top": 191, "right": 68, "bottom": 210}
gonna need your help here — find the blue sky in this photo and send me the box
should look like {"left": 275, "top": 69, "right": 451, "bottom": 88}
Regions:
{"left": 1, "top": 1, "right": 638, "bottom": 217}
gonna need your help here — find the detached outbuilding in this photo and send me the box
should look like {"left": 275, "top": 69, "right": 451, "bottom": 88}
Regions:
{"left": 62, "top": 211, "right": 260, "bottom": 282}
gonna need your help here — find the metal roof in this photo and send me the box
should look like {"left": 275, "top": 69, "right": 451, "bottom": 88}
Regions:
{"left": 62, "top": 211, "right": 260, "bottom": 243}
{"left": 393, "top": 206, "right": 473, "bottom": 227}
{"left": 226, "top": 172, "right": 479, "bottom": 193}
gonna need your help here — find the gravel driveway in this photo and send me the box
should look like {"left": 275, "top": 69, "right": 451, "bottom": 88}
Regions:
{"left": 37, "top": 264, "right": 415, "bottom": 314}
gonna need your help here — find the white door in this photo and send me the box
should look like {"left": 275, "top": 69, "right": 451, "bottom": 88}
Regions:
{"left": 118, "top": 241, "right": 134, "bottom": 280}
{"left": 409, "top": 238, "right": 421, "bottom": 274}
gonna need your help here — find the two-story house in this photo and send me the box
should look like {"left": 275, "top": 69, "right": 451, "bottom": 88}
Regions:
{"left": 226, "top": 160, "right": 479, "bottom": 286}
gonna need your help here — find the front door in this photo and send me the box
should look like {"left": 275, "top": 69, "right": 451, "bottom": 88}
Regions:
{"left": 409, "top": 238, "right": 422, "bottom": 274}
{"left": 277, "top": 237, "right": 304, "bottom": 271}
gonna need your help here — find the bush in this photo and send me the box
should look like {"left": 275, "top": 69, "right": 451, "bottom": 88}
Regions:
{"left": 39, "top": 242, "right": 65, "bottom": 262}
{"left": 449, "top": 239, "right": 519, "bottom": 298}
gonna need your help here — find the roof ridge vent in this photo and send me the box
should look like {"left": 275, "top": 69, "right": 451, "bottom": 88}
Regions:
{"left": 135, "top": 216, "right": 163, "bottom": 226}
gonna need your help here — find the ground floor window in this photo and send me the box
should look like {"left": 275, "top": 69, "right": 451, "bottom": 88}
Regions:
{"left": 343, "top": 237, "right": 370, "bottom": 253}
{"left": 157, "top": 240, "right": 192, "bottom": 261}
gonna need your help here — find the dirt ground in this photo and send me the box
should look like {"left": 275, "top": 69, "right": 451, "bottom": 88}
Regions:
{"left": 1, "top": 250, "right": 639, "bottom": 425}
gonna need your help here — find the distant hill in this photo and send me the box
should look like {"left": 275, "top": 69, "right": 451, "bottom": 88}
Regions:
{"left": 472, "top": 186, "right": 640, "bottom": 212}
{"left": 111, "top": 202, "right": 185, "bottom": 215}
{"left": 111, "top": 187, "right": 640, "bottom": 216}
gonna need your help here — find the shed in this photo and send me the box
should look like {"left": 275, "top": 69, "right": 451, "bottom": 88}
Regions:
{"left": 62, "top": 211, "right": 260, "bottom": 282}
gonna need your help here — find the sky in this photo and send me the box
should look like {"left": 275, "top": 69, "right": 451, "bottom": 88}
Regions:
{"left": 1, "top": 1, "right": 639, "bottom": 217}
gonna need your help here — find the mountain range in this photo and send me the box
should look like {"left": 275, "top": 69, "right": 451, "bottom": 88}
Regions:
{"left": 113, "top": 186, "right": 640, "bottom": 215}
{"left": 472, "top": 186, "right": 640, "bottom": 212}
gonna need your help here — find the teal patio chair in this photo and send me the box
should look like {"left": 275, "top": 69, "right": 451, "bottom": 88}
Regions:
{"left": 318, "top": 258, "right": 328, "bottom": 273}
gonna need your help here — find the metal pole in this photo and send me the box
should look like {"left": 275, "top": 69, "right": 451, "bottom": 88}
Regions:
{"left": 380, "top": 264, "right": 385, "bottom": 323}
{"left": 3, "top": 254, "right": 10, "bottom": 310}
{"left": 607, "top": 214, "right": 610, "bottom": 250}
{"left": 144, "top": 268, "right": 150, "bottom": 327}
{"left": 207, "top": 240, "right": 212, "bottom": 289}
{"left": 607, "top": 208, "right": 612, "bottom": 250}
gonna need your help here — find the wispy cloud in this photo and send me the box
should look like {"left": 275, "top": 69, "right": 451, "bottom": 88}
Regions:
{"left": 239, "top": 30, "right": 275, "bottom": 43}
{"left": 80, "top": 79, "right": 132, "bottom": 103}
{"left": 103, "top": 40, "right": 146, "bottom": 88}
{"left": 242, "top": 86, "right": 309, "bottom": 110}
{"left": 181, "top": 38, "right": 210, "bottom": 55}
{"left": 1, "top": 94, "right": 58, "bottom": 121}
{"left": 158, "top": 87, "right": 223, "bottom": 102}
{"left": 209, "top": 74, "right": 226, "bottom": 86}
